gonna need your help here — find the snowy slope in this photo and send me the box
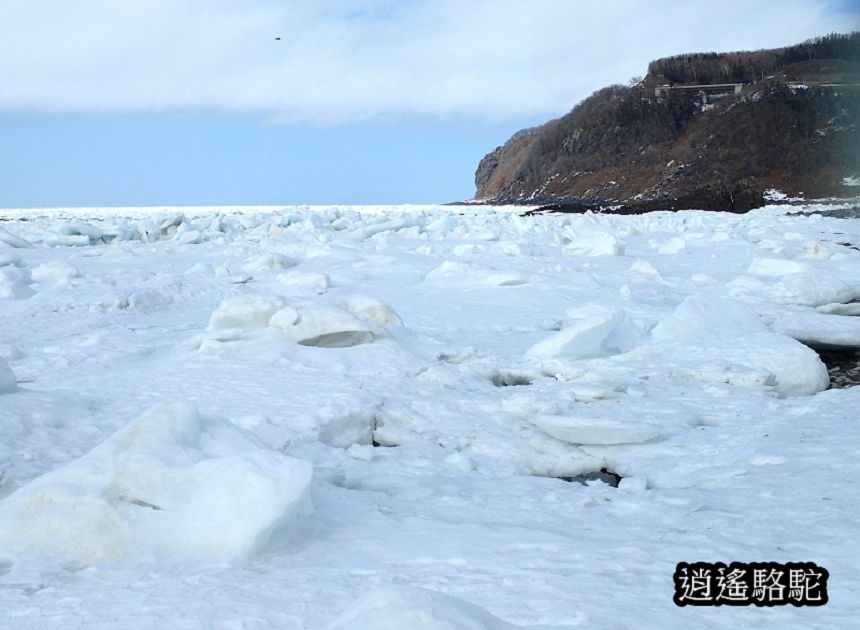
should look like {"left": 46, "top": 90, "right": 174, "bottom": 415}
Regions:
{"left": 1, "top": 203, "right": 859, "bottom": 628}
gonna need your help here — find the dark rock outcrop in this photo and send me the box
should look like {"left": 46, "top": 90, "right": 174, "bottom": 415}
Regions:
{"left": 474, "top": 33, "right": 860, "bottom": 212}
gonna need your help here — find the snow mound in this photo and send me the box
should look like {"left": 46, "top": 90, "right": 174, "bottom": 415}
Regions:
{"left": 277, "top": 271, "right": 331, "bottom": 294}
{"left": 800, "top": 241, "right": 832, "bottom": 260}
{"left": 628, "top": 259, "right": 662, "bottom": 277}
{"left": 339, "top": 295, "right": 403, "bottom": 326}
{"left": 208, "top": 296, "right": 285, "bottom": 331}
{"left": 527, "top": 305, "right": 645, "bottom": 360}
{"left": 425, "top": 260, "right": 468, "bottom": 280}
{"left": 316, "top": 405, "right": 379, "bottom": 448}
{"left": 0, "top": 357, "right": 16, "bottom": 393}
{"left": 31, "top": 261, "right": 79, "bottom": 283}
{"left": 650, "top": 295, "right": 828, "bottom": 395}
{"left": 242, "top": 253, "right": 298, "bottom": 272}
{"left": 273, "top": 303, "right": 378, "bottom": 348}
{"left": 325, "top": 587, "right": 520, "bottom": 630}
{"left": 203, "top": 294, "right": 396, "bottom": 349}
{"left": 656, "top": 236, "right": 686, "bottom": 255}
{"left": 562, "top": 231, "right": 624, "bottom": 257}
{"left": 0, "top": 403, "right": 313, "bottom": 566}
{"left": 533, "top": 415, "right": 659, "bottom": 445}
{"left": 747, "top": 257, "right": 808, "bottom": 277}
{"left": 0, "top": 267, "right": 34, "bottom": 299}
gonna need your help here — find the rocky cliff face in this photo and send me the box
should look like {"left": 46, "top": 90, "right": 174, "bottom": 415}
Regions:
{"left": 474, "top": 34, "right": 860, "bottom": 211}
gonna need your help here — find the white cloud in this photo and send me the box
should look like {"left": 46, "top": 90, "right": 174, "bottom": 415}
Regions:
{"left": 0, "top": 0, "right": 856, "bottom": 124}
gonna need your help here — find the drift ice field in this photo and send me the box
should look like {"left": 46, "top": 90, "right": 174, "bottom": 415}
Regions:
{"left": 1, "top": 203, "right": 859, "bottom": 628}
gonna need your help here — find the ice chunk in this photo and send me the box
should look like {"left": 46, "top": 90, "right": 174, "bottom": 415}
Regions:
{"left": 176, "top": 229, "right": 202, "bottom": 244}
{"left": 31, "top": 261, "right": 78, "bottom": 283}
{"left": 339, "top": 296, "right": 403, "bottom": 326}
{"left": 628, "top": 259, "right": 661, "bottom": 277}
{"left": 44, "top": 222, "right": 108, "bottom": 246}
{"left": 526, "top": 306, "right": 644, "bottom": 360}
{"left": 269, "top": 305, "right": 300, "bottom": 329}
{"left": 45, "top": 234, "right": 91, "bottom": 247}
{"left": 0, "top": 267, "right": 34, "bottom": 299}
{"left": 747, "top": 257, "right": 808, "bottom": 277}
{"left": 279, "top": 304, "right": 376, "bottom": 348}
{"left": 325, "top": 587, "right": 520, "bottom": 630}
{"left": 656, "top": 237, "right": 686, "bottom": 255}
{"left": 650, "top": 295, "right": 828, "bottom": 395}
{"left": 801, "top": 241, "right": 832, "bottom": 260}
{"left": 0, "top": 403, "right": 313, "bottom": 566}
{"left": 767, "top": 273, "right": 857, "bottom": 307}
{"left": 533, "top": 416, "right": 659, "bottom": 445}
{"left": 126, "top": 289, "right": 174, "bottom": 313}
{"left": 771, "top": 310, "right": 860, "bottom": 347}
{"left": 317, "top": 407, "right": 377, "bottom": 448}
{"left": 57, "top": 222, "right": 104, "bottom": 240}
{"left": 277, "top": 271, "right": 330, "bottom": 294}
{"left": 817, "top": 302, "right": 860, "bottom": 316}
{"left": 0, "top": 229, "right": 32, "bottom": 248}
{"left": 208, "top": 296, "right": 285, "bottom": 331}
{"left": 242, "top": 253, "right": 298, "bottom": 272}
{"left": 0, "top": 357, "right": 16, "bottom": 394}
{"left": 563, "top": 231, "right": 625, "bottom": 257}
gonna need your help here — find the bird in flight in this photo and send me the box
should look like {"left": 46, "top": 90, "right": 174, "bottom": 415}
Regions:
{"left": 275, "top": 37, "right": 281, "bottom": 40}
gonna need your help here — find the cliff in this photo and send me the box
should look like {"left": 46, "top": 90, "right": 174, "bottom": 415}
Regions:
{"left": 474, "top": 33, "right": 860, "bottom": 212}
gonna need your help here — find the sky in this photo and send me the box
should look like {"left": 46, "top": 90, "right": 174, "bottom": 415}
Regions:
{"left": 1, "top": 0, "right": 858, "bottom": 207}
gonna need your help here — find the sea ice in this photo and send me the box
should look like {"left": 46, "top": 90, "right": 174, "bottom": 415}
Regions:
{"left": 746, "top": 256, "right": 808, "bottom": 276}
{"left": 650, "top": 295, "right": 828, "bottom": 395}
{"left": 339, "top": 295, "right": 404, "bottom": 326}
{"left": 1, "top": 202, "right": 858, "bottom": 629}
{"left": 562, "top": 230, "right": 625, "bottom": 257}
{"left": 242, "top": 253, "right": 299, "bottom": 272}
{"left": 0, "top": 228, "right": 32, "bottom": 248}
{"left": 0, "top": 267, "right": 33, "bottom": 300}
{"left": 532, "top": 415, "right": 659, "bottom": 445}
{"left": 275, "top": 303, "right": 377, "bottom": 348}
{"left": 277, "top": 271, "right": 331, "bottom": 294}
{"left": 208, "top": 295, "right": 285, "bottom": 331}
{"left": 0, "top": 403, "right": 313, "bottom": 566}
{"left": 526, "top": 305, "right": 644, "bottom": 360}
{"left": 770, "top": 310, "right": 860, "bottom": 347}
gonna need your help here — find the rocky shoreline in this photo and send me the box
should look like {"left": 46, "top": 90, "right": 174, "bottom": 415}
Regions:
{"left": 451, "top": 196, "right": 860, "bottom": 217}
{"left": 817, "top": 346, "right": 860, "bottom": 389}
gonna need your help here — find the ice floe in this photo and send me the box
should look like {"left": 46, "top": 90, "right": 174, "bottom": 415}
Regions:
{"left": 649, "top": 295, "right": 828, "bottom": 395}
{"left": 526, "top": 305, "right": 646, "bottom": 360}
{"left": 1, "top": 202, "right": 859, "bottom": 629}
{"left": 0, "top": 403, "right": 313, "bottom": 566}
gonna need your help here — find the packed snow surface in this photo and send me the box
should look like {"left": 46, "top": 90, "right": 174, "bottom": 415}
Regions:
{"left": 1, "top": 203, "right": 860, "bottom": 628}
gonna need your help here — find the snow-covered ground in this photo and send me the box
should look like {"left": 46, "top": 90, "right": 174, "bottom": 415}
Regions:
{"left": 1, "top": 203, "right": 859, "bottom": 628}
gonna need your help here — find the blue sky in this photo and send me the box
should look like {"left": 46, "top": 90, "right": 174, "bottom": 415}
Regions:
{"left": 0, "top": 113, "right": 530, "bottom": 206}
{"left": 1, "top": 1, "right": 857, "bottom": 207}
